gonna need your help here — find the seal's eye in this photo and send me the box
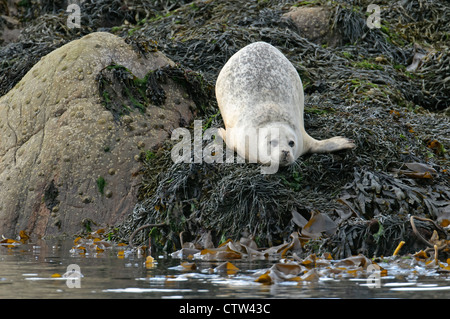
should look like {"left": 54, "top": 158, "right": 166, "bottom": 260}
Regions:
{"left": 289, "top": 141, "right": 295, "bottom": 147}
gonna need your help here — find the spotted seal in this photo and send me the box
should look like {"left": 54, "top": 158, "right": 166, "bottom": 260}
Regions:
{"left": 215, "top": 41, "right": 355, "bottom": 170}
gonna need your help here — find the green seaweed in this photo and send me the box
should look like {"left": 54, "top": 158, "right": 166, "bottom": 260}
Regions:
{"left": 97, "top": 62, "right": 214, "bottom": 122}
{"left": 96, "top": 176, "right": 106, "bottom": 195}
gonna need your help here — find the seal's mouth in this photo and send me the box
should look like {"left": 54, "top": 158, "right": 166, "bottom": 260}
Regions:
{"left": 279, "top": 150, "right": 293, "bottom": 166}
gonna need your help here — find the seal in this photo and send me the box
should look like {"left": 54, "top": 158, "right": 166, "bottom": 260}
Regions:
{"left": 215, "top": 41, "right": 355, "bottom": 168}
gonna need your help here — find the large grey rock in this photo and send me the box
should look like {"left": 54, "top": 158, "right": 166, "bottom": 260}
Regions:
{"left": 0, "top": 32, "right": 194, "bottom": 238}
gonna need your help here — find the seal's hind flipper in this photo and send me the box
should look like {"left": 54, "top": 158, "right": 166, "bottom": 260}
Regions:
{"left": 306, "top": 135, "right": 355, "bottom": 154}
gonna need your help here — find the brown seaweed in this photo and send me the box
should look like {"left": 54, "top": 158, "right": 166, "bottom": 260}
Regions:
{"left": 1, "top": 0, "right": 449, "bottom": 258}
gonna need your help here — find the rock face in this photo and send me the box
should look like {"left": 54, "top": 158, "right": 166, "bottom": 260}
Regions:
{"left": 0, "top": 32, "right": 194, "bottom": 238}
{"left": 283, "top": 6, "right": 341, "bottom": 47}
{"left": 0, "top": 14, "right": 21, "bottom": 45}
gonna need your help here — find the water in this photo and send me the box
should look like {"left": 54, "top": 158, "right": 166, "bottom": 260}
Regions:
{"left": 1, "top": 239, "right": 450, "bottom": 299}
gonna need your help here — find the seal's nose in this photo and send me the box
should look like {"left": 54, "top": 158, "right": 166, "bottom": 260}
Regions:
{"left": 280, "top": 150, "right": 290, "bottom": 164}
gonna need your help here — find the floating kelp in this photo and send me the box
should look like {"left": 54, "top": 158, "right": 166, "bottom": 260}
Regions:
{"left": 412, "top": 50, "right": 450, "bottom": 110}
{"left": 120, "top": 0, "right": 311, "bottom": 83}
{"left": 164, "top": 228, "right": 450, "bottom": 285}
{"left": 64, "top": 224, "right": 450, "bottom": 288}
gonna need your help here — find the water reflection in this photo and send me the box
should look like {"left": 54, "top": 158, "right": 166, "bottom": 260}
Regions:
{"left": 1, "top": 239, "right": 450, "bottom": 299}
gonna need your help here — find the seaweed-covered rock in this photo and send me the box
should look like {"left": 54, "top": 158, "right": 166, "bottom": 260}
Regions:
{"left": 0, "top": 32, "right": 194, "bottom": 238}
{"left": 112, "top": 0, "right": 449, "bottom": 256}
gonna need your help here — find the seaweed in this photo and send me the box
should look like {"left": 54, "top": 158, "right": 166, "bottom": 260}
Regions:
{"left": 1, "top": 0, "right": 449, "bottom": 258}
{"left": 112, "top": 0, "right": 449, "bottom": 256}
{"left": 0, "top": 0, "right": 183, "bottom": 96}
{"left": 329, "top": 214, "right": 449, "bottom": 259}
{"left": 96, "top": 176, "right": 106, "bottom": 195}
{"left": 97, "top": 64, "right": 146, "bottom": 121}
{"left": 97, "top": 62, "right": 215, "bottom": 122}
{"left": 116, "top": 147, "right": 307, "bottom": 250}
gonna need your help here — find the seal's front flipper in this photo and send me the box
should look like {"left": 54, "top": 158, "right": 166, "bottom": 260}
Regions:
{"left": 306, "top": 136, "right": 356, "bottom": 154}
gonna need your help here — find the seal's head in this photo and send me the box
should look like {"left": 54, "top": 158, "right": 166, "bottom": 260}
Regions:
{"left": 257, "top": 123, "right": 301, "bottom": 167}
